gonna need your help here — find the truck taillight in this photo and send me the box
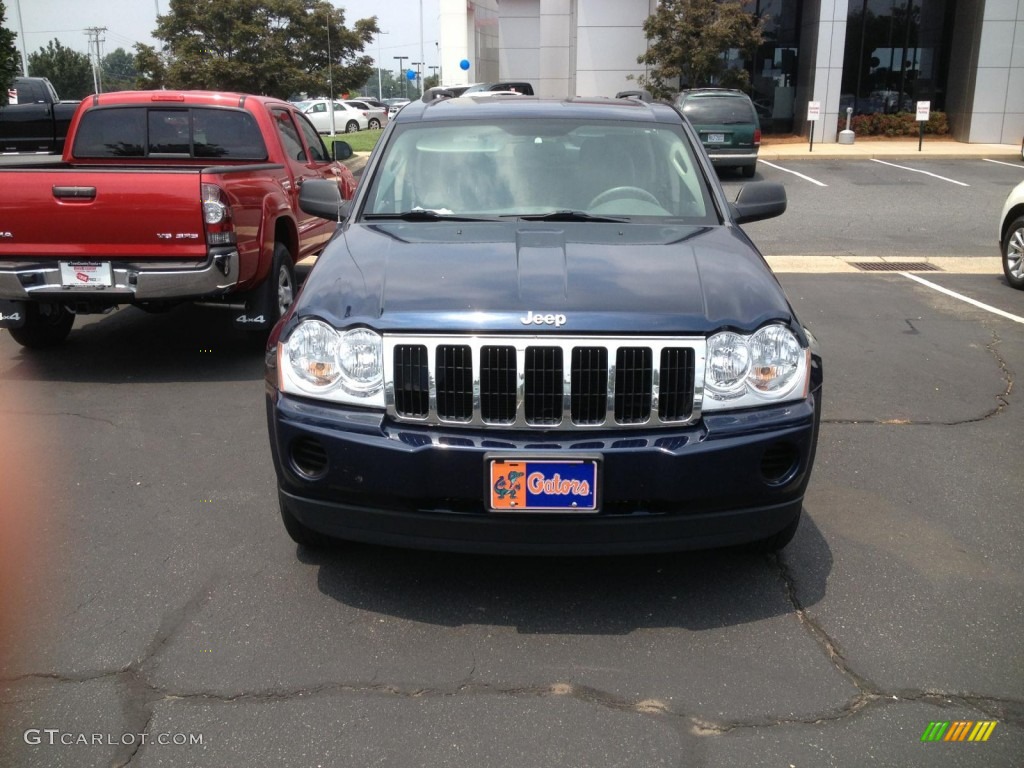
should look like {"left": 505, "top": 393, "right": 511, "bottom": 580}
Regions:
{"left": 754, "top": 128, "right": 762, "bottom": 146}
{"left": 201, "top": 183, "right": 236, "bottom": 245}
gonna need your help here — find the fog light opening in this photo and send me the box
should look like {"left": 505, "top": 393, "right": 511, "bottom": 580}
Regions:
{"left": 290, "top": 436, "right": 329, "bottom": 478}
{"left": 761, "top": 442, "right": 800, "bottom": 485}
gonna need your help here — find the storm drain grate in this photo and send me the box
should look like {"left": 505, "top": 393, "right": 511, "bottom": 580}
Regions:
{"left": 851, "top": 262, "right": 941, "bottom": 272}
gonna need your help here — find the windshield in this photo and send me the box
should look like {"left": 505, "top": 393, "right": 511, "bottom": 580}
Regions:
{"left": 361, "top": 118, "right": 714, "bottom": 221}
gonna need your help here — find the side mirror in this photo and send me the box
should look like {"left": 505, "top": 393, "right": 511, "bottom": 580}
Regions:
{"left": 299, "top": 179, "right": 349, "bottom": 222}
{"left": 332, "top": 140, "right": 353, "bottom": 162}
{"left": 729, "top": 181, "right": 787, "bottom": 224}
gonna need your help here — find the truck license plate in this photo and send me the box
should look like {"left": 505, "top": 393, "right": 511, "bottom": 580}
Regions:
{"left": 706, "top": 133, "right": 726, "bottom": 143}
{"left": 488, "top": 458, "right": 598, "bottom": 512}
{"left": 59, "top": 261, "right": 113, "bottom": 288}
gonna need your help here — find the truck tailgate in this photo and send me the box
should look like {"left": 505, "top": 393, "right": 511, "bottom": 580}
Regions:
{"left": 0, "top": 168, "right": 208, "bottom": 260}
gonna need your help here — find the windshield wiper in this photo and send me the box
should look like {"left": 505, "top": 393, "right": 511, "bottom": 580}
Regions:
{"left": 509, "top": 210, "right": 630, "bottom": 223}
{"left": 363, "top": 210, "right": 500, "bottom": 222}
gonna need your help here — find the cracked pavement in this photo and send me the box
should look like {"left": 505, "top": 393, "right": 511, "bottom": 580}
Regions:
{"left": 0, "top": 270, "right": 1022, "bottom": 766}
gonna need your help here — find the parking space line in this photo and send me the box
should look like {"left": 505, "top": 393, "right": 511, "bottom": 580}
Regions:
{"left": 982, "top": 158, "right": 1024, "bottom": 170}
{"left": 759, "top": 160, "right": 828, "bottom": 187}
{"left": 870, "top": 159, "right": 970, "bottom": 186}
{"left": 901, "top": 273, "right": 1024, "bottom": 324}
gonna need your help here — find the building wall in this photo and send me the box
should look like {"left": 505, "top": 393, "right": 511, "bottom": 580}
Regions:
{"left": 795, "top": 0, "right": 845, "bottom": 143}
{"left": 574, "top": 0, "right": 655, "bottom": 97}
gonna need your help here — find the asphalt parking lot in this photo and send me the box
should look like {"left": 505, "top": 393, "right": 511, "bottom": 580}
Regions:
{"left": 1, "top": 155, "right": 1022, "bottom": 767}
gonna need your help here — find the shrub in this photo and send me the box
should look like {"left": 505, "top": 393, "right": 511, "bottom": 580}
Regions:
{"left": 839, "top": 111, "right": 949, "bottom": 137}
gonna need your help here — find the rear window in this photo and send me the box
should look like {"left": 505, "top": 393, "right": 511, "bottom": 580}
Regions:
{"left": 72, "top": 107, "right": 269, "bottom": 160}
{"left": 680, "top": 96, "right": 756, "bottom": 124}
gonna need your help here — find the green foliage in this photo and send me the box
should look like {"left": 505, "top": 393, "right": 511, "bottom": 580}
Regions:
{"left": 637, "top": 0, "right": 763, "bottom": 99}
{"left": 0, "top": 1, "right": 22, "bottom": 105}
{"left": 101, "top": 48, "right": 139, "bottom": 92}
{"left": 28, "top": 39, "right": 93, "bottom": 99}
{"left": 327, "top": 129, "right": 380, "bottom": 153}
{"left": 133, "top": 44, "right": 166, "bottom": 89}
{"left": 843, "top": 111, "right": 949, "bottom": 137}
{"left": 152, "top": 0, "right": 379, "bottom": 99}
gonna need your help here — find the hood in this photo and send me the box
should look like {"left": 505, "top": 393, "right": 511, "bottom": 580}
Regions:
{"left": 292, "top": 221, "right": 794, "bottom": 335}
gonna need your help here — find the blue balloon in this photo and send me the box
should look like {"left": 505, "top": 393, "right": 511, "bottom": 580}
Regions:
{"left": 406, "top": 69, "right": 416, "bottom": 80}
{"left": 459, "top": 59, "right": 470, "bottom": 71}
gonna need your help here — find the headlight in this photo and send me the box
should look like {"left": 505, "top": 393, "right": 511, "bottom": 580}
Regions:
{"left": 279, "top": 320, "right": 384, "bottom": 407}
{"left": 703, "top": 324, "right": 809, "bottom": 410}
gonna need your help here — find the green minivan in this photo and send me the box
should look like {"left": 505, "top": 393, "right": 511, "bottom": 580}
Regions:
{"left": 675, "top": 89, "right": 761, "bottom": 178}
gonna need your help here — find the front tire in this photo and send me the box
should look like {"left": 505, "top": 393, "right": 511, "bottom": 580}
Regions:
{"left": 7, "top": 303, "right": 75, "bottom": 348}
{"left": 1002, "top": 215, "right": 1024, "bottom": 290}
{"left": 345, "top": 120, "right": 359, "bottom": 133}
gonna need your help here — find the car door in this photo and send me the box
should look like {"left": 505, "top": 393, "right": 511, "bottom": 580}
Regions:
{"left": 270, "top": 108, "right": 336, "bottom": 257}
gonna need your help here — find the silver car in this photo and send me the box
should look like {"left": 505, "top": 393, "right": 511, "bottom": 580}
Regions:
{"left": 343, "top": 99, "right": 388, "bottom": 130}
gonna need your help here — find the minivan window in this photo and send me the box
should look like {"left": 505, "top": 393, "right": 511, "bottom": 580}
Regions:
{"left": 681, "top": 98, "right": 755, "bottom": 124}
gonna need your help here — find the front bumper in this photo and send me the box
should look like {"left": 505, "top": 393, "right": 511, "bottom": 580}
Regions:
{"left": 0, "top": 249, "right": 239, "bottom": 303}
{"left": 267, "top": 387, "right": 821, "bottom": 555}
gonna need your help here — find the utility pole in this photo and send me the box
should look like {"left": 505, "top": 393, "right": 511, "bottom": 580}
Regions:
{"left": 428, "top": 65, "right": 439, "bottom": 87}
{"left": 393, "top": 56, "right": 408, "bottom": 99}
{"left": 84, "top": 27, "right": 107, "bottom": 94}
{"left": 13, "top": 0, "right": 29, "bottom": 75}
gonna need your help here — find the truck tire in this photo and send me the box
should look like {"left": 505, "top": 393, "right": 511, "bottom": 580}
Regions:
{"left": 8, "top": 303, "right": 75, "bottom": 349}
{"left": 270, "top": 242, "right": 296, "bottom": 323}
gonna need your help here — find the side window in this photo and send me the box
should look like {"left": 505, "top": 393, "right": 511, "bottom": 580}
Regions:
{"left": 294, "top": 113, "right": 330, "bottom": 163}
{"left": 272, "top": 109, "right": 306, "bottom": 162}
{"left": 312, "top": 103, "right": 326, "bottom": 114}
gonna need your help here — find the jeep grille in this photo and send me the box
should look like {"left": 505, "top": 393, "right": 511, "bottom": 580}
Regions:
{"left": 385, "top": 336, "right": 705, "bottom": 429}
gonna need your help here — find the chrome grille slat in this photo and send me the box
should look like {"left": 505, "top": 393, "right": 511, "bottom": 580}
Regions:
{"left": 384, "top": 335, "right": 706, "bottom": 430}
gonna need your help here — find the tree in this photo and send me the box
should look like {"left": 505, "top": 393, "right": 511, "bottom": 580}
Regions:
{"left": 0, "top": 1, "right": 20, "bottom": 105}
{"left": 152, "top": 0, "right": 379, "bottom": 99}
{"left": 28, "top": 39, "right": 93, "bottom": 99}
{"left": 101, "top": 47, "right": 139, "bottom": 92}
{"left": 636, "top": 0, "right": 763, "bottom": 99}
{"left": 133, "top": 43, "right": 166, "bottom": 89}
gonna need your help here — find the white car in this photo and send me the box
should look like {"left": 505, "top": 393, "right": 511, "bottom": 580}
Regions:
{"left": 343, "top": 99, "right": 387, "bottom": 130}
{"left": 300, "top": 99, "right": 368, "bottom": 134}
{"left": 999, "top": 179, "right": 1024, "bottom": 289}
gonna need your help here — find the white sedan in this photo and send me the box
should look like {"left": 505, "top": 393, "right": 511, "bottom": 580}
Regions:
{"left": 300, "top": 99, "right": 368, "bottom": 134}
{"left": 999, "top": 179, "right": 1024, "bottom": 289}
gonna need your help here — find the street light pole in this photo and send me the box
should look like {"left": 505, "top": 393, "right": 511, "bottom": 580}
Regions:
{"left": 327, "top": 10, "right": 336, "bottom": 136}
{"left": 411, "top": 62, "right": 422, "bottom": 98}
{"left": 394, "top": 56, "right": 408, "bottom": 99}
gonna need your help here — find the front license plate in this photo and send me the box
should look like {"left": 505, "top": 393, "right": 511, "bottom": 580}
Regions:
{"left": 488, "top": 458, "right": 598, "bottom": 513}
{"left": 59, "top": 261, "right": 113, "bottom": 288}
{"left": 706, "top": 133, "right": 726, "bottom": 143}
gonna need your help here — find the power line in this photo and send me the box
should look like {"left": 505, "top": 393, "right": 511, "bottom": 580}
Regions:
{"left": 84, "top": 27, "right": 107, "bottom": 93}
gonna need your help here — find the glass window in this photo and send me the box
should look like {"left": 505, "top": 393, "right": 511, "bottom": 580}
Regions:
{"left": 363, "top": 119, "right": 712, "bottom": 221}
{"left": 272, "top": 109, "right": 307, "bottom": 162}
{"left": 294, "top": 112, "right": 330, "bottom": 163}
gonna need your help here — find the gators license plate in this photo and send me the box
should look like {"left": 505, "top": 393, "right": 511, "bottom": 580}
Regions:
{"left": 59, "top": 261, "right": 113, "bottom": 288}
{"left": 488, "top": 458, "right": 598, "bottom": 513}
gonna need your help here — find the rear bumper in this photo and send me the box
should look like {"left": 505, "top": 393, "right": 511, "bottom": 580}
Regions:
{"left": 0, "top": 249, "right": 238, "bottom": 303}
{"left": 267, "top": 387, "right": 821, "bottom": 555}
{"left": 706, "top": 150, "right": 759, "bottom": 167}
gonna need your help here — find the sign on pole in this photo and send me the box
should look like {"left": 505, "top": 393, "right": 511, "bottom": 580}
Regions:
{"left": 807, "top": 101, "right": 821, "bottom": 152}
{"left": 916, "top": 101, "right": 931, "bottom": 151}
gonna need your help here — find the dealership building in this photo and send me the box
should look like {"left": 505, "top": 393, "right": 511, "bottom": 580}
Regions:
{"left": 438, "top": 0, "right": 1024, "bottom": 144}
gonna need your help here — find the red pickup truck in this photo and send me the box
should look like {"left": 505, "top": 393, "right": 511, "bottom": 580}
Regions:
{"left": 0, "top": 90, "right": 356, "bottom": 348}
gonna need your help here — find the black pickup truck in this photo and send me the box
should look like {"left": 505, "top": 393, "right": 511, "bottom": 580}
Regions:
{"left": 1, "top": 77, "right": 80, "bottom": 153}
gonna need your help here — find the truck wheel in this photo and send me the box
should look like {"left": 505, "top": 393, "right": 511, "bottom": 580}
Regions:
{"left": 8, "top": 303, "right": 75, "bottom": 349}
{"left": 741, "top": 163, "right": 757, "bottom": 178}
{"left": 271, "top": 242, "right": 296, "bottom": 322}
{"left": 345, "top": 120, "right": 359, "bottom": 133}
{"left": 368, "top": 118, "right": 381, "bottom": 130}
{"left": 280, "top": 499, "right": 336, "bottom": 549}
